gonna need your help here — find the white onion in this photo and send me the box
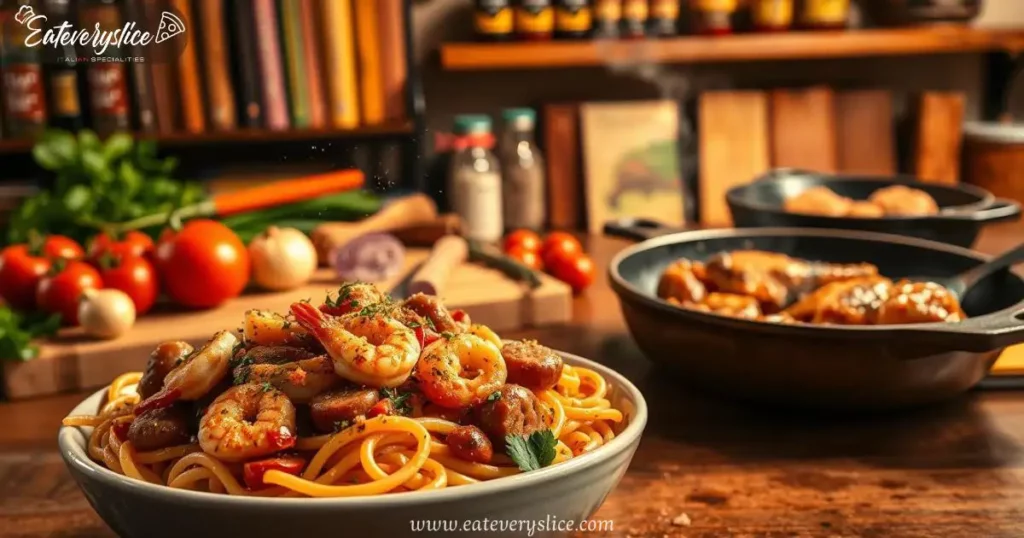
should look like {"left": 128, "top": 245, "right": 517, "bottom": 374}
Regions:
{"left": 79, "top": 289, "right": 136, "bottom": 340}
{"left": 249, "top": 226, "right": 318, "bottom": 291}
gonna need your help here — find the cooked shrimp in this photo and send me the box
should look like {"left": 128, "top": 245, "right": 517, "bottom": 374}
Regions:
{"left": 198, "top": 384, "right": 297, "bottom": 463}
{"left": 237, "top": 355, "right": 340, "bottom": 403}
{"left": 415, "top": 334, "right": 507, "bottom": 409}
{"left": 290, "top": 302, "right": 420, "bottom": 388}
{"left": 243, "top": 310, "right": 308, "bottom": 347}
{"left": 467, "top": 324, "right": 502, "bottom": 349}
{"left": 136, "top": 331, "right": 237, "bottom": 414}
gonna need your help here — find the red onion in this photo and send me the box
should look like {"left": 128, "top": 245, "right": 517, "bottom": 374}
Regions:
{"left": 330, "top": 232, "right": 406, "bottom": 282}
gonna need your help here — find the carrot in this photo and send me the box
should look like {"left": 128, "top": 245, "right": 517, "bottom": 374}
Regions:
{"left": 211, "top": 169, "right": 365, "bottom": 216}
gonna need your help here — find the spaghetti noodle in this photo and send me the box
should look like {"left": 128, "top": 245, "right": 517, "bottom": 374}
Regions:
{"left": 63, "top": 284, "right": 626, "bottom": 498}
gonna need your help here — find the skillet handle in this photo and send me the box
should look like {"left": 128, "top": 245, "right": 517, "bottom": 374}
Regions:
{"left": 603, "top": 218, "right": 683, "bottom": 242}
{"left": 937, "top": 199, "right": 1022, "bottom": 224}
{"left": 897, "top": 307, "right": 1024, "bottom": 353}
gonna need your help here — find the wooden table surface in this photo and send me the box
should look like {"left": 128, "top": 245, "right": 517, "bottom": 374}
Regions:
{"left": 3, "top": 225, "right": 1024, "bottom": 538}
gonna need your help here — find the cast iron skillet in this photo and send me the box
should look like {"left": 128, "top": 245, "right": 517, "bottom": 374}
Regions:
{"left": 726, "top": 170, "right": 1022, "bottom": 248}
{"left": 604, "top": 219, "right": 1024, "bottom": 410}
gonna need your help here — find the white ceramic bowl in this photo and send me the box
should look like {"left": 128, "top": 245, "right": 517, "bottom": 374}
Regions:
{"left": 59, "top": 352, "right": 647, "bottom": 538}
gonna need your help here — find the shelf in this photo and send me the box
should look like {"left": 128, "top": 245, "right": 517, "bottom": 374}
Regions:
{"left": 0, "top": 122, "right": 415, "bottom": 155}
{"left": 441, "top": 27, "right": 1024, "bottom": 71}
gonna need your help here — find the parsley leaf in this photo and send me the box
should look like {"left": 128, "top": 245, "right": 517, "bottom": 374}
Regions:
{"left": 379, "top": 387, "right": 413, "bottom": 416}
{"left": 260, "top": 381, "right": 273, "bottom": 392}
{"left": 487, "top": 391, "right": 501, "bottom": 402}
{"left": 333, "top": 420, "right": 353, "bottom": 432}
{"left": 505, "top": 430, "right": 557, "bottom": 472}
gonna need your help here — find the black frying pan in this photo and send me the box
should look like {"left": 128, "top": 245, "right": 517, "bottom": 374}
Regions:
{"left": 726, "top": 170, "right": 1021, "bottom": 247}
{"left": 605, "top": 219, "right": 1024, "bottom": 410}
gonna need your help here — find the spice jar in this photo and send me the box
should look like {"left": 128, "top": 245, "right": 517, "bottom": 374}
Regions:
{"left": 555, "top": 0, "right": 592, "bottom": 39}
{"left": 475, "top": 0, "right": 514, "bottom": 41}
{"left": 751, "top": 0, "right": 793, "bottom": 32}
{"left": 449, "top": 115, "right": 504, "bottom": 243}
{"left": 500, "top": 108, "right": 546, "bottom": 231}
{"left": 593, "top": 0, "right": 621, "bottom": 37}
{"left": 649, "top": 0, "right": 681, "bottom": 37}
{"left": 798, "top": 0, "right": 849, "bottom": 30}
{"left": 690, "top": 0, "right": 738, "bottom": 35}
{"left": 515, "top": 0, "right": 555, "bottom": 40}
{"left": 621, "top": 0, "right": 648, "bottom": 38}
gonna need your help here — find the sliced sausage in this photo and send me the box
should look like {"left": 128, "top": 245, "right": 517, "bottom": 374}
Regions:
{"left": 476, "top": 384, "right": 546, "bottom": 447}
{"left": 138, "top": 341, "right": 193, "bottom": 399}
{"left": 501, "top": 340, "right": 563, "bottom": 391}
{"left": 309, "top": 387, "right": 380, "bottom": 432}
{"left": 447, "top": 425, "right": 493, "bottom": 464}
{"left": 239, "top": 345, "right": 316, "bottom": 365}
{"left": 128, "top": 405, "right": 192, "bottom": 451}
{"left": 403, "top": 293, "right": 459, "bottom": 333}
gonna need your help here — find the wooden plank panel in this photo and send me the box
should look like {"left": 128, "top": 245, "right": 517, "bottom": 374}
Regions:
{"left": 543, "top": 103, "right": 582, "bottom": 230}
{"left": 913, "top": 91, "right": 966, "bottom": 184}
{"left": 769, "top": 86, "right": 837, "bottom": 173}
{"left": 835, "top": 90, "right": 896, "bottom": 176}
{"left": 699, "top": 91, "right": 770, "bottom": 226}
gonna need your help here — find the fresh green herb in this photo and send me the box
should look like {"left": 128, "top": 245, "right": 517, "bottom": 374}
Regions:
{"left": 505, "top": 430, "right": 557, "bottom": 472}
{"left": 0, "top": 307, "right": 61, "bottom": 362}
{"left": 379, "top": 387, "right": 413, "bottom": 416}
{"left": 349, "top": 300, "right": 359, "bottom": 308}
{"left": 424, "top": 317, "right": 436, "bottom": 330}
{"left": 232, "top": 355, "right": 254, "bottom": 385}
{"left": 441, "top": 331, "right": 455, "bottom": 340}
{"left": 406, "top": 321, "right": 421, "bottom": 329}
{"left": 333, "top": 420, "right": 353, "bottom": 432}
{"left": 260, "top": 382, "right": 273, "bottom": 392}
{"left": 487, "top": 391, "right": 501, "bottom": 402}
{"left": 9, "top": 130, "right": 203, "bottom": 244}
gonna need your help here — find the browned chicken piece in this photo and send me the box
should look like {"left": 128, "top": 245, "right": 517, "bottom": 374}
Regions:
{"left": 874, "top": 280, "right": 965, "bottom": 324}
{"left": 784, "top": 277, "right": 894, "bottom": 324}
{"left": 657, "top": 260, "right": 708, "bottom": 304}
{"left": 846, "top": 201, "right": 885, "bottom": 218}
{"left": 703, "top": 292, "right": 762, "bottom": 319}
{"left": 703, "top": 250, "right": 878, "bottom": 313}
{"left": 784, "top": 186, "right": 853, "bottom": 217}
{"left": 868, "top": 185, "right": 939, "bottom": 216}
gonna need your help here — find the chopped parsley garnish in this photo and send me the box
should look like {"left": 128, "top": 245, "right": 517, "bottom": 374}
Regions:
{"left": 260, "top": 381, "right": 273, "bottom": 392}
{"left": 333, "top": 420, "right": 353, "bottom": 432}
{"left": 407, "top": 321, "right": 421, "bottom": 329}
{"left": 487, "top": 391, "right": 501, "bottom": 402}
{"left": 441, "top": 331, "right": 455, "bottom": 340}
{"left": 379, "top": 387, "right": 413, "bottom": 416}
{"left": 424, "top": 317, "right": 436, "bottom": 330}
{"left": 505, "top": 430, "right": 557, "bottom": 472}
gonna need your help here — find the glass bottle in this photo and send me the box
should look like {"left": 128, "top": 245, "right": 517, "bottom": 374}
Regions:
{"left": 798, "top": 0, "right": 849, "bottom": 30}
{"left": 751, "top": 0, "right": 794, "bottom": 32}
{"left": 79, "top": 0, "right": 131, "bottom": 135}
{"left": 449, "top": 115, "right": 504, "bottom": 243}
{"left": 621, "top": 0, "right": 647, "bottom": 38}
{"left": 555, "top": 0, "right": 591, "bottom": 39}
{"left": 475, "top": 0, "right": 514, "bottom": 41}
{"left": 1, "top": 0, "right": 48, "bottom": 138}
{"left": 690, "top": 0, "right": 738, "bottom": 35}
{"left": 500, "top": 108, "right": 546, "bottom": 231}
{"left": 515, "top": 0, "right": 554, "bottom": 40}
{"left": 593, "top": 0, "right": 621, "bottom": 37}
{"left": 648, "top": 0, "right": 680, "bottom": 37}
{"left": 43, "top": 0, "right": 84, "bottom": 131}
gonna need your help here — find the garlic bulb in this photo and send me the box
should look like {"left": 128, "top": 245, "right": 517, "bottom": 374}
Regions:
{"left": 79, "top": 289, "right": 136, "bottom": 340}
{"left": 249, "top": 226, "right": 318, "bottom": 291}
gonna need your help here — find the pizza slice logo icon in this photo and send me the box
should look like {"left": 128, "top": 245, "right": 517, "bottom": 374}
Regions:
{"left": 155, "top": 11, "right": 186, "bottom": 44}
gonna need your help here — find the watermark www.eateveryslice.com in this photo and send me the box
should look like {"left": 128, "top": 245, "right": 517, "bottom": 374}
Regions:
{"left": 410, "top": 517, "right": 614, "bottom": 536}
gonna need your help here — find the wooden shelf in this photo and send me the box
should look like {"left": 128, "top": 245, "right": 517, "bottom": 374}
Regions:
{"left": 0, "top": 122, "right": 414, "bottom": 155}
{"left": 441, "top": 27, "right": 1024, "bottom": 71}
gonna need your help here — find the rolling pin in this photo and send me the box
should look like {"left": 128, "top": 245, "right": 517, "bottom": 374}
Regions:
{"left": 391, "top": 214, "right": 463, "bottom": 247}
{"left": 311, "top": 194, "right": 438, "bottom": 262}
{"left": 408, "top": 235, "right": 468, "bottom": 297}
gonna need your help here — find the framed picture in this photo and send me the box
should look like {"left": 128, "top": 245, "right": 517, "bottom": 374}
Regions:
{"left": 579, "top": 100, "right": 685, "bottom": 233}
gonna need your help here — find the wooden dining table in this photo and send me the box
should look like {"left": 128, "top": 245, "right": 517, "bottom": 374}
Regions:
{"left": 3, "top": 224, "right": 1024, "bottom": 538}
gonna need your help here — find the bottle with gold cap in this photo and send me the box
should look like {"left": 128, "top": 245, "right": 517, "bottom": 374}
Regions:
{"left": 475, "top": 0, "right": 514, "bottom": 41}
{"left": 515, "top": 0, "right": 555, "bottom": 40}
{"left": 555, "top": 0, "right": 592, "bottom": 39}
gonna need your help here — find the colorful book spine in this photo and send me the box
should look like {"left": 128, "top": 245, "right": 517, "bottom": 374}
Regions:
{"left": 231, "top": 0, "right": 264, "bottom": 128}
{"left": 170, "top": 0, "right": 205, "bottom": 132}
{"left": 144, "top": 0, "right": 178, "bottom": 133}
{"left": 354, "top": 0, "right": 384, "bottom": 126}
{"left": 320, "top": 0, "right": 359, "bottom": 128}
{"left": 279, "top": 0, "right": 310, "bottom": 128}
{"left": 123, "top": 0, "right": 156, "bottom": 132}
{"left": 377, "top": 0, "right": 407, "bottom": 123}
{"left": 198, "top": 0, "right": 237, "bottom": 130}
{"left": 297, "top": 0, "right": 326, "bottom": 128}
{"left": 253, "top": 0, "right": 290, "bottom": 130}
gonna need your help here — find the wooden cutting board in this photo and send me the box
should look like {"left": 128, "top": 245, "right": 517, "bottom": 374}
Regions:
{"left": 2, "top": 249, "right": 572, "bottom": 400}
{"left": 769, "top": 87, "right": 837, "bottom": 173}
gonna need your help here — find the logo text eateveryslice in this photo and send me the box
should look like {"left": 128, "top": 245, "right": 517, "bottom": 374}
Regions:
{"left": 15, "top": 5, "right": 186, "bottom": 56}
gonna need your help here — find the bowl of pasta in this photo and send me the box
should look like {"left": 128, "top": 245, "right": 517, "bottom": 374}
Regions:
{"left": 58, "top": 283, "right": 646, "bottom": 538}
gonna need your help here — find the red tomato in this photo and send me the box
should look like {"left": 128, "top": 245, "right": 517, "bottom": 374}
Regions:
{"left": 98, "top": 255, "right": 159, "bottom": 315}
{"left": 242, "top": 456, "right": 305, "bottom": 490}
{"left": 550, "top": 254, "right": 595, "bottom": 294}
{"left": 36, "top": 261, "right": 103, "bottom": 325}
{"left": 503, "top": 229, "right": 542, "bottom": 254}
{"left": 367, "top": 399, "right": 395, "bottom": 418}
{"left": 506, "top": 244, "right": 543, "bottom": 271}
{"left": 541, "top": 232, "right": 583, "bottom": 268}
{"left": 155, "top": 220, "right": 250, "bottom": 309}
{"left": 41, "top": 235, "right": 84, "bottom": 260}
{"left": 0, "top": 245, "right": 50, "bottom": 310}
{"left": 89, "top": 231, "right": 155, "bottom": 260}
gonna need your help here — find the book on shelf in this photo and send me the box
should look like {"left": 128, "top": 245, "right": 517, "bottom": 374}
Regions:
{"left": 279, "top": 0, "right": 311, "bottom": 128}
{"left": 378, "top": 0, "right": 407, "bottom": 123}
{"left": 123, "top": 0, "right": 156, "bottom": 132}
{"left": 319, "top": 0, "right": 360, "bottom": 129}
{"left": 169, "top": 0, "right": 205, "bottom": 133}
{"left": 254, "top": 0, "right": 291, "bottom": 130}
{"left": 144, "top": 0, "right": 180, "bottom": 133}
{"left": 197, "top": 0, "right": 238, "bottom": 130}
{"left": 354, "top": 0, "right": 385, "bottom": 126}
{"left": 230, "top": 0, "right": 265, "bottom": 128}
{"left": 298, "top": 0, "right": 327, "bottom": 129}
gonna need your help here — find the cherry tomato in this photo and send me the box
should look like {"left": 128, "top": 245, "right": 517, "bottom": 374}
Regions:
{"left": 242, "top": 456, "right": 305, "bottom": 490}
{"left": 506, "top": 244, "right": 543, "bottom": 271}
{"left": 541, "top": 232, "right": 583, "bottom": 268}
{"left": 550, "top": 254, "right": 595, "bottom": 294}
{"left": 40, "top": 235, "right": 84, "bottom": 260}
{"left": 36, "top": 261, "right": 103, "bottom": 325}
{"left": 367, "top": 399, "right": 396, "bottom": 418}
{"left": 88, "top": 231, "right": 155, "bottom": 260}
{"left": 98, "top": 254, "right": 159, "bottom": 315}
{"left": 503, "top": 229, "right": 542, "bottom": 254}
{"left": 0, "top": 245, "right": 50, "bottom": 310}
{"left": 155, "top": 220, "right": 250, "bottom": 309}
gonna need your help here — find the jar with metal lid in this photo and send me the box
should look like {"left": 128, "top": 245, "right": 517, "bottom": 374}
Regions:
{"left": 515, "top": 0, "right": 555, "bottom": 40}
{"left": 593, "top": 0, "right": 622, "bottom": 37}
{"left": 500, "top": 108, "right": 547, "bottom": 231}
{"left": 751, "top": 0, "right": 794, "bottom": 32}
{"left": 690, "top": 0, "right": 738, "bottom": 35}
{"left": 449, "top": 115, "right": 504, "bottom": 243}
{"left": 798, "top": 0, "right": 850, "bottom": 30}
{"left": 475, "top": 0, "right": 515, "bottom": 41}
